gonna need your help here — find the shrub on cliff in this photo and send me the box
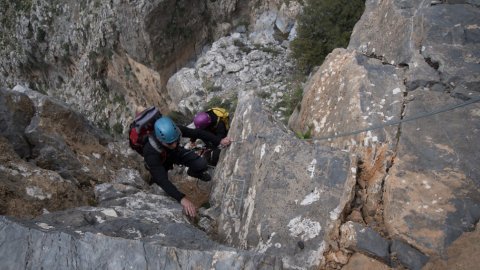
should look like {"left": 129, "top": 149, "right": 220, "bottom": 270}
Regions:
{"left": 291, "top": 0, "right": 365, "bottom": 73}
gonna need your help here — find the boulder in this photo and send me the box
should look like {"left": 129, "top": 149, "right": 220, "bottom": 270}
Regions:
{"left": 275, "top": 1, "right": 301, "bottom": 34}
{"left": 166, "top": 68, "right": 204, "bottom": 113}
{"left": 249, "top": 10, "right": 278, "bottom": 45}
{"left": 288, "top": 48, "right": 404, "bottom": 149}
{"left": 167, "top": 33, "right": 295, "bottom": 121}
{"left": 0, "top": 88, "right": 35, "bottom": 158}
{"left": 340, "top": 221, "right": 390, "bottom": 263}
{"left": 390, "top": 239, "right": 429, "bottom": 270}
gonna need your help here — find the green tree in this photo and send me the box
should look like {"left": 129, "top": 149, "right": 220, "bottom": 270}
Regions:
{"left": 291, "top": 0, "right": 365, "bottom": 73}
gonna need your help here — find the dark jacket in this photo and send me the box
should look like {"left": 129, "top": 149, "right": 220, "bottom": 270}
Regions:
{"left": 205, "top": 110, "right": 228, "bottom": 138}
{"left": 143, "top": 125, "right": 220, "bottom": 202}
{"left": 190, "top": 110, "right": 228, "bottom": 147}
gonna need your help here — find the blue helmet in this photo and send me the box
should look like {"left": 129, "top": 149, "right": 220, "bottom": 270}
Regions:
{"left": 154, "top": 117, "right": 181, "bottom": 143}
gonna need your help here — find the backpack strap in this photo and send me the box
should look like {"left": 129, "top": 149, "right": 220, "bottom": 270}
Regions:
{"left": 210, "top": 107, "right": 229, "bottom": 130}
{"left": 148, "top": 135, "right": 164, "bottom": 154}
{"left": 144, "top": 136, "right": 167, "bottom": 172}
{"left": 207, "top": 109, "right": 220, "bottom": 128}
{"left": 134, "top": 107, "right": 161, "bottom": 132}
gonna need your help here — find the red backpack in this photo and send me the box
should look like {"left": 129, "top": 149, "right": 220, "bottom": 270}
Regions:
{"left": 128, "top": 106, "right": 162, "bottom": 156}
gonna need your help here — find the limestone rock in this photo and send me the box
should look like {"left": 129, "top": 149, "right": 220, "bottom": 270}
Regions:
{"left": 0, "top": 0, "right": 245, "bottom": 133}
{"left": 167, "top": 33, "right": 296, "bottom": 122}
{"left": 288, "top": 1, "right": 480, "bottom": 268}
{"left": 0, "top": 175, "right": 282, "bottom": 269}
{"left": 0, "top": 136, "right": 91, "bottom": 218}
{"left": 275, "top": 1, "right": 302, "bottom": 34}
{"left": 249, "top": 10, "right": 278, "bottom": 45}
{"left": 340, "top": 221, "right": 390, "bottom": 263}
{"left": 210, "top": 91, "right": 356, "bottom": 269}
{"left": 0, "top": 216, "right": 281, "bottom": 270}
{"left": 0, "top": 86, "right": 148, "bottom": 218}
{"left": 166, "top": 68, "right": 204, "bottom": 113}
{"left": 342, "top": 253, "right": 392, "bottom": 270}
{"left": 383, "top": 90, "right": 480, "bottom": 255}
{"left": 390, "top": 239, "right": 429, "bottom": 270}
{"left": 348, "top": 0, "right": 480, "bottom": 94}
{"left": 0, "top": 87, "right": 35, "bottom": 158}
{"left": 423, "top": 222, "right": 480, "bottom": 270}
{"left": 289, "top": 48, "right": 404, "bottom": 150}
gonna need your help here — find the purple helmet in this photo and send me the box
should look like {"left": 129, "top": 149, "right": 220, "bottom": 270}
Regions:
{"left": 194, "top": 112, "right": 211, "bottom": 129}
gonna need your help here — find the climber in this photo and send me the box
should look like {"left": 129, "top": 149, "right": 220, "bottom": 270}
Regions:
{"left": 143, "top": 116, "right": 223, "bottom": 218}
{"left": 191, "top": 107, "right": 232, "bottom": 166}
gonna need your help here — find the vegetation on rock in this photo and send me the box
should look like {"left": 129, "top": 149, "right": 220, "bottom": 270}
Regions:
{"left": 291, "top": 0, "right": 365, "bottom": 72}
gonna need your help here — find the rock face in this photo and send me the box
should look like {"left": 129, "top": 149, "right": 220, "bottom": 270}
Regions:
{"left": 383, "top": 90, "right": 480, "bottom": 253}
{"left": 289, "top": 0, "right": 480, "bottom": 268}
{"left": 0, "top": 216, "right": 281, "bottom": 270}
{"left": 0, "top": 86, "right": 146, "bottom": 218}
{"left": 289, "top": 49, "right": 404, "bottom": 147}
{"left": 163, "top": 2, "right": 302, "bottom": 123}
{"left": 0, "top": 0, "right": 301, "bottom": 135}
{"left": 0, "top": 88, "right": 356, "bottom": 270}
{"left": 166, "top": 32, "right": 296, "bottom": 122}
{"left": 0, "top": 87, "right": 35, "bottom": 159}
{"left": 349, "top": 0, "right": 480, "bottom": 94}
{"left": 3, "top": 0, "right": 478, "bottom": 269}
{"left": 423, "top": 222, "right": 480, "bottom": 270}
{"left": 1, "top": 85, "right": 284, "bottom": 268}
{"left": 0, "top": 0, "right": 242, "bottom": 134}
{"left": 0, "top": 177, "right": 282, "bottom": 270}
{"left": 0, "top": 135, "right": 90, "bottom": 218}
{"left": 207, "top": 91, "right": 356, "bottom": 269}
